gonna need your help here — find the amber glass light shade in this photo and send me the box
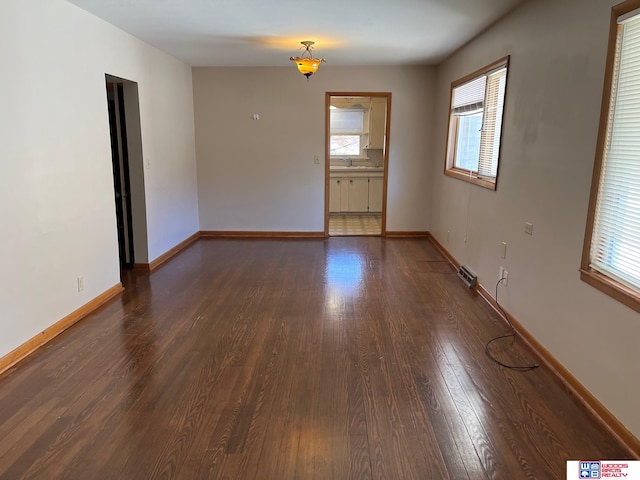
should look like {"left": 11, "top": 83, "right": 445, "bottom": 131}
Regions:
{"left": 290, "top": 41, "right": 325, "bottom": 79}
{"left": 290, "top": 57, "right": 322, "bottom": 78}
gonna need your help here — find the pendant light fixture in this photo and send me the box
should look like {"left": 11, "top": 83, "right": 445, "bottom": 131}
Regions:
{"left": 290, "top": 41, "right": 325, "bottom": 80}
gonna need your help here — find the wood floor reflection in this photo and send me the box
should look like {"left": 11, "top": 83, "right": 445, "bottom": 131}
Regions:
{"left": 0, "top": 237, "right": 630, "bottom": 479}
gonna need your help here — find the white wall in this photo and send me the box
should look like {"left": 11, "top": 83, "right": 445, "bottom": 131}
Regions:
{"left": 430, "top": 0, "right": 640, "bottom": 438}
{"left": 0, "top": 0, "right": 199, "bottom": 358}
{"left": 192, "top": 66, "right": 434, "bottom": 233}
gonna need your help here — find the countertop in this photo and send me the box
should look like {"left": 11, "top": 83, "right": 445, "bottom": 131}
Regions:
{"left": 329, "top": 166, "right": 384, "bottom": 172}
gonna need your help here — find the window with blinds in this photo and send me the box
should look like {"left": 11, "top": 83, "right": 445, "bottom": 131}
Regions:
{"left": 330, "top": 108, "right": 365, "bottom": 156}
{"left": 444, "top": 57, "right": 509, "bottom": 190}
{"left": 582, "top": 4, "right": 640, "bottom": 312}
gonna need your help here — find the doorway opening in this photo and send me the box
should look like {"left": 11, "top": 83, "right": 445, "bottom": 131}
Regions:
{"left": 325, "top": 93, "right": 391, "bottom": 236}
{"left": 105, "top": 75, "right": 148, "bottom": 274}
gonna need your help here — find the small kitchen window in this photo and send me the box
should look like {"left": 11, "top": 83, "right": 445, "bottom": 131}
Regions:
{"left": 444, "top": 56, "right": 509, "bottom": 190}
{"left": 330, "top": 108, "right": 365, "bottom": 157}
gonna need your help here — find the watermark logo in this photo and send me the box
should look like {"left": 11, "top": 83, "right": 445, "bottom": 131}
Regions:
{"left": 579, "top": 461, "right": 600, "bottom": 478}
{"left": 568, "top": 460, "right": 640, "bottom": 479}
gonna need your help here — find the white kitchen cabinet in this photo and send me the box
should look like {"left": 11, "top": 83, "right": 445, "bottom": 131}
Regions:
{"left": 329, "top": 178, "right": 342, "bottom": 213}
{"left": 329, "top": 171, "right": 384, "bottom": 213}
{"left": 368, "top": 177, "right": 384, "bottom": 213}
{"left": 330, "top": 177, "right": 368, "bottom": 213}
{"left": 366, "top": 101, "right": 386, "bottom": 150}
{"left": 348, "top": 178, "right": 369, "bottom": 212}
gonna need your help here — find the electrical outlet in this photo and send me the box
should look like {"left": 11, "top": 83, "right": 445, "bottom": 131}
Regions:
{"left": 77, "top": 276, "right": 84, "bottom": 292}
{"left": 499, "top": 267, "right": 508, "bottom": 286}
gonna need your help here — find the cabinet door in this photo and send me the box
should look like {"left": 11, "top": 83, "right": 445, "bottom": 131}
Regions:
{"left": 329, "top": 178, "right": 342, "bottom": 213}
{"left": 368, "top": 177, "right": 384, "bottom": 213}
{"left": 368, "top": 102, "right": 386, "bottom": 149}
{"left": 340, "top": 179, "right": 350, "bottom": 212}
{"left": 348, "top": 178, "right": 369, "bottom": 212}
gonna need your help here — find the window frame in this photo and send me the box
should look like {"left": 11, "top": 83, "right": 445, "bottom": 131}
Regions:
{"left": 443, "top": 56, "right": 510, "bottom": 190}
{"left": 581, "top": 0, "right": 640, "bottom": 313}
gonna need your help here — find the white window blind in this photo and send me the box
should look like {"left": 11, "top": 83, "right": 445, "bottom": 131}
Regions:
{"left": 330, "top": 109, "right": 365, "bottom": 134}
{"left": 590, "top": 13, "right": 640, "bottom": 290}
{"left": 478, "top": 67, "right": 507, "bottom": 179}
{"left": 452, "top": 76, "right": 486, "bottom": 110}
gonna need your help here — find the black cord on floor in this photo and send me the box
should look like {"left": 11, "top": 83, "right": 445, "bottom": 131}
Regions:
{"left": 485, "top": 278, "right": 539, "bottom": 371}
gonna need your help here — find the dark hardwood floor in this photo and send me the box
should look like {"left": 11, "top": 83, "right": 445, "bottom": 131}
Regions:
{"left": 0, "top": 237, "right": 630, "bottom": 479}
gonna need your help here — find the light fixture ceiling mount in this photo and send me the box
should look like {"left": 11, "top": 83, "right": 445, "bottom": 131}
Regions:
{"left": 290, "top": 41, "right": 326, "bottom": 80}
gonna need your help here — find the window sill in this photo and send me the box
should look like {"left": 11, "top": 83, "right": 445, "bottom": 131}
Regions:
{"left": 444, "top": 168, "right": 497, "bottom": 191}
{"left": 579, "top": 267, "right": 640, "bottom": 314}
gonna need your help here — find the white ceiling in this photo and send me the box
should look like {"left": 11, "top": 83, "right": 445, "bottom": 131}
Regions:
{"left": 66, "top": 0, "right": 525, "bottom": 67}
